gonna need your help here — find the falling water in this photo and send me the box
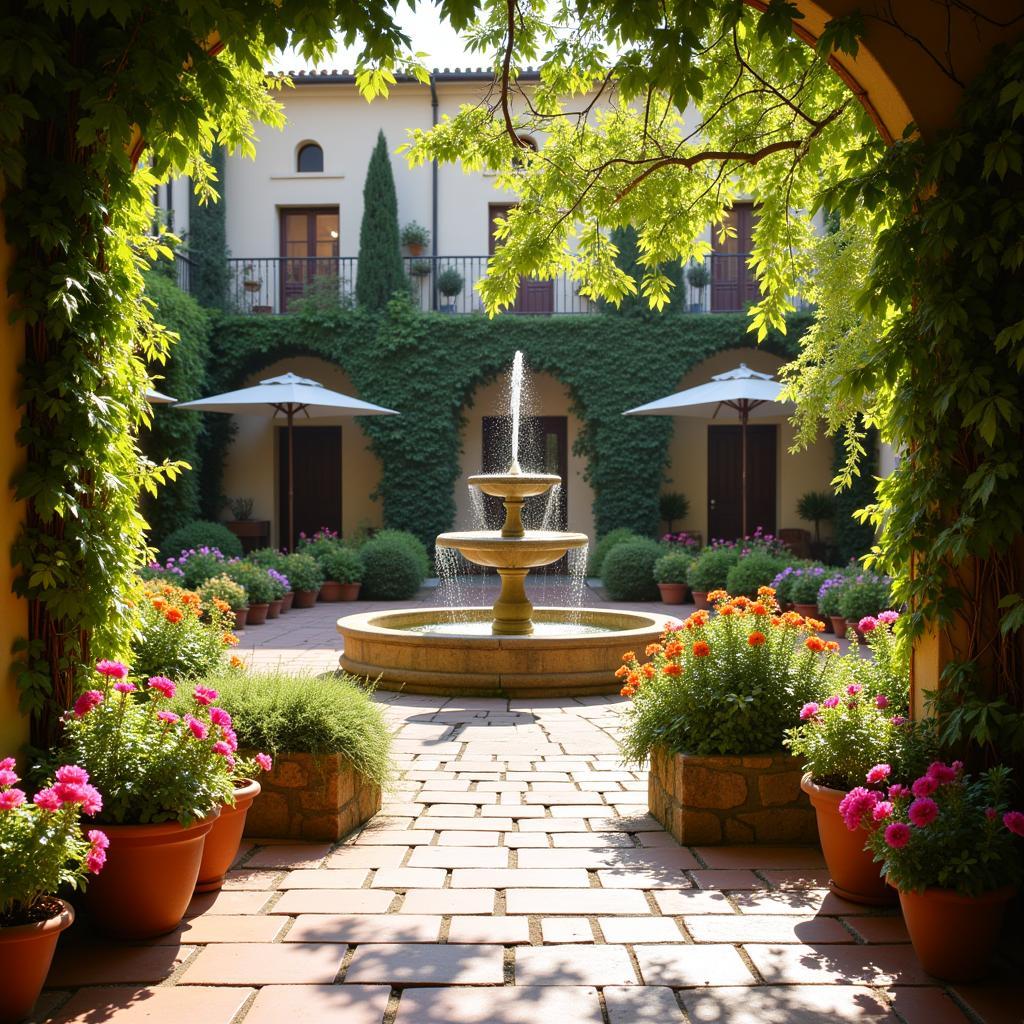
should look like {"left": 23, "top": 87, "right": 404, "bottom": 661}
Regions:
{"left": 509, "top": 350, "right": 524, "bottom": 473}
{"left": 435, "top": 547, "right": 467, "bottom": 620}
{"left": 539, "top": 483, "right": 563, "bottom": 531}
{"left": 468, "top": 485, "right": 489, "bottom": 530}
{"left": 566, "top": 545, "right": 590, "bottom": 623}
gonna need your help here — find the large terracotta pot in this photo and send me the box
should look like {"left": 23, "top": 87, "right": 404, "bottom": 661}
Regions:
{"left": 898, "top": 885, "right": 1016, "bottom": 981}
{"left": 794, "top": 602, "right": 819, "bottom": 620}
{"left": 830, "top": 615, "right": 847, "bottom": 638}
{"left": 0, "top": 898, "right": 74, "bottom": 1024}
{"left": 233, "top": 608, "right": 247, "bottom": 631}
{"left": 691, "top": 590, "right": 710, "bottom": 610}
{"left": 338, "top": 582, "right": 361, "bottom": 601}
{"left": 319, "top": 581, "right": 344, "bottom": 602}
{"left": 246, "top": 603, "right": 269, "bottom": 625}
{"left": 281, "top": 591, "right": 295, "bottom": 613}
{"left": 657, "top": 582, "right": 688, "bottom": 604}
{"left": 82, "top": 813, "right": 219, "bottom": 938}
{"left": 801, "top": 775, "right": 894, "bottom": 905}
{"left": 292, "top": 589, "right": 318, "bottom": 609}
{"left": 195, "top": 780, "right": 261, "bottom": 893}
{"left": 267, "top": 598, "right": 283, "bottom": 619}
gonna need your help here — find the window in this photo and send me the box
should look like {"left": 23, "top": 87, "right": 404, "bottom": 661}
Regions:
{"left": 279, "top": 207, "right": 339, "bottom": 311}
{"left": 297, "top": 142, "right": 324, "bottom": 173}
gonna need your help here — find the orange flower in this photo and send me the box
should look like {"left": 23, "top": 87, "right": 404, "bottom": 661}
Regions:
{"left": 805, "top": 636, "right": 826, "bottom": 653}
{"left": 642, "top": 663, "right": 655, "bottom": 679}
{"left": 692, "top": 641, "right": 711, "bottom": 658}
{"left": 621, "top": 651, "right": 636, "bottom": 664}
{"left": 181, "top": 592, "right": 199, "bottom": 605}
{"left": 165, "top": 608, "right": 183, "bottom": 624}
{"left": 664, "top": 640, "right": 684, "bottom": 658}
{"left": 627, "top": 672, "right": 639, "bottom": 687}
{"left": 733, "top": 595, "right": 751, "bottom": 608}
{"left": 645, "top": 643, "right": 663, "bottom": 657}
{"left": 758, "top": 585, "right": 776, "bottom": 597}
{"left": 707, "top": 589, "right": 728, "bottom": 603}
{"left": 718, "top": 605, "right": 735, "bottom": 616}
{"left": 663, "top": 663, "right": 682, "bottom": 676}
{"left": 222, "top": 632, "right": 239, "bottom": 646}
{"left": 620, "top": 685, "right": 636, "bottom": 698}
{"left": 806, "top": 617, "right": 826, "bottom": 633}
{"left": 691, "top": 610, "right": 709, "bottom": 626}
{"left": 229, "top": 655, "right": 244, "bottom": 669}
{"left": 770, "top": 615, "right": 784, "bottom": 627}
{"left": 747, "top": 631, "right": 766, "bottom": 647}
{"left": 782, "top": 611, "right": 805, "bottom": 627}
{"left": 825, "top": 640, "right": 841, "bottom": 653}
{"left": 614, "top": 665, "right": 629, "bottom": 680}
{"left": 151, "top": 597, "right": 166, "bottom": 610}
{"left": 213, "top": 598, "right": 230, "bottom": 613}
{"left": 750, "top": 602, "right": 767, "bottom": 615}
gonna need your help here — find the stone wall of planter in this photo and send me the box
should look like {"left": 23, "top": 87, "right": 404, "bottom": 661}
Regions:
{"left": 243, "top": 752, "right": 381, "bottom": 841}
{"left": 648, "top": 747, "right": 818, "bottom": 845}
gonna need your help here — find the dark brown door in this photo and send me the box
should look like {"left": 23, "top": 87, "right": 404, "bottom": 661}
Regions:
{"left": 711, "top": 203, "right": 759, "bottom": 312}
{"left": 482, "top": 415, "right": 568, "bottom": 530}
{"left": 707, "top": 424, "right": 776, "bottom": 541}
{"left": 278, "top": 425, "right": 342, "bottom": 547}
{"left": 489, "top": 204, "right": 554, "bottom": 314}
{"left": 280, "top": 207, "right": 339, "bottom": 312}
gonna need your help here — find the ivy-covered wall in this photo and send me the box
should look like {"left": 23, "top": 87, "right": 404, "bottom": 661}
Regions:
{"left": 197, "top": 298, "right": 809, "bottom": 548}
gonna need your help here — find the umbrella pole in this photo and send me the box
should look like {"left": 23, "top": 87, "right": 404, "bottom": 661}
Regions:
{"left": 287, "top": 407, "right": 295, "bottom": 552}
{"left": 740, "top": 403, "right": 748, "bottom": 539}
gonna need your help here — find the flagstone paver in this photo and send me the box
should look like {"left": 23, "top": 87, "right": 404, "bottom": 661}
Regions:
{"left": 39, "top": 688, "right": 1022, "bottom": 1024}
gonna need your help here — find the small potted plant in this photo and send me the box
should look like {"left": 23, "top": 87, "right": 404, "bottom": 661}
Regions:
{"left": 851, "top": 762, "right": 1024, "bottom": 981}
{"left": 409, "top": 258, "right": 433, "bottom": 277}
{"left": 437, "top": 266, "right": 464, "bottom": 313}
{"left": 796, "top": 490, "right": 836, "bottom": 560}
{"left": 223, "top": 497, "right": 269, "bottom": 552}
{"left": 653, "top": 551, "right": 692, "bottom": 604}
{"left": 837, "top": 573, "right": 893, "bottom": 641}
{"left": 400, "top": 221, "right": 430, "bottom": 256}
{"left": 199, "top": 574, "right": 249, "bottom": 632}
{"left": 789, "top": 565, "right": 827, "bottom": 620}
{"left": 241, "top": 264, "right": 261, "bottom": 292}
{"left": 59, "top": 661, "right": 235, "bottom": 938}
{"left": 686, "top": 547, "right": 740, "bottom": 609}
{"left": 265, "top": 567, "right": 290, "bottom": 619}
{"left": 282, "top": 552, "right": 323, "bottom": 609}
{"left": 658, "top": 492, "right": 689, "bottom": 533}
{"left": 248, "top": 548, "right": 295, "bottom": 611}
{"left": 0, "top": 759, "right": 107, "bottom": 1022}
{"left": 685, "top": 261, "right": 710, "bottom": 312}
{"left": 319, "top": 546, "right": 363, "bottom": 601}
{"left": 224, "top": 562, "right": 275, "bottom": 625}
{"left": 817, "top": 573, "right": 849, "bottom": 636}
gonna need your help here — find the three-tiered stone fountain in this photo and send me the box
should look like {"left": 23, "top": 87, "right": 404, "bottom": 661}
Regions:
{"left": 337, "top": 353, "right": 662, "bottom": 697}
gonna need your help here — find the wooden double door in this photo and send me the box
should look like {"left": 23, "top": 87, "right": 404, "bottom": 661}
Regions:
{"left": 489, "top": 204, "right": 554, "bottom": 314}
{"left": 711, "top": 202, "right": 760, "bottom": 312}
{"left": 280, "top": 208, "right": 339, "bottom": 312}
{"left": 707, "top": 424, "right": 776, "bottom": 541}
{"left": 277, "top": 425, "right": 342, "bottom": 546}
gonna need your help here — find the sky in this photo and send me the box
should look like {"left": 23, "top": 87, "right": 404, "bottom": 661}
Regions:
{"left": 267, "top": 6, "right": 488, "bottom": 74}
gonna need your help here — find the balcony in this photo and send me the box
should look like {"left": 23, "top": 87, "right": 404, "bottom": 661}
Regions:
{"left": 221, "top": 254, "right": 807, "bottom": 316}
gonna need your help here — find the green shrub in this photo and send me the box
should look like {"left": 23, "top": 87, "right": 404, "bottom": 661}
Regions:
{"left": 789, "top": 566, "right": 829, "bottom": 605}
{"left": 587, "top": 527, "right": 640, "bottom": 577}
{"left": 282, "top": 553, "right": 324, "bottom": 593}
{"left": 321, "top": 546, "right": 363, "bottom": 584}
{"left": 160, "top": 520, "right": 243, "bottom": 561}
{"left": 817, "top": 571, "right": 853, "bottom": 617}
{"left": 360, "top": 536, "right": 426, "bottom": 599}
{"left": 653, "top": 552, "right": 691, "bottom": 584}
{"left": 687, "top": 547, "right": 741, "bottom": 592}
{"left": 374, "top": 529, "right": 431, "bottom": 579}
{"left": 838, "top": 575, "right": 893, "bottom": 622}
{"left": 658, "top": 492, "right": 689, "bottom": 531}
{"left": 177, "top": 549, "right": 231, "bottom": 589}
{"left": 602, "top": 538, "right": 662, "bottom": 600}
{"left": 248, "top": 547, "right": 288, "bottom": 572}
{"left": 198, "top": 574, "right": 248, "bottom": 611}
{"left": 222, "top": 561, "right": 276, "bottom": 606}
{"left": 186, "top": 669, "right": 393, "bottom": 788}
{"left": 725, "top": 552, "right": 789, "bottom": 598}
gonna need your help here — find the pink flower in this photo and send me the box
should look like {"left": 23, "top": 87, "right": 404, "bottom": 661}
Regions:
{"left": 113, "top": 680, "right": 136, "bottom": 693}
{"left": 55, "top": 765, "right": 89, "bottom": 786}
{"left": 73, "top": 690, "right": 104, "bottom": 717}
{"left": 846, "top": 683, "right": 862, "bottom": 696}
{"left": 212, "top": 741, "right": 232, "bottom": 757}
{"left": 0, "top": 768, "right": 18, "bottom": 787}
{"left": 838, "top": 786, "right": 880, "bottom": 831}
{"left": 193, "top": 685, "right": 218, "bottom": 706}
{"left": 926, "top": 761, "right": 956, "bottom": 784}
{"left": 822, "top": 695, "right": 841, "bottom": 709}
{"left": 799, "top": 702, "right": 819, "bottom": 721}
{"left": 147, "top": 676, "right": 176, "bottom": 699}
{"left": 0, "top": 757, "right": 14, "bottom": 771}
{"left": 872, "top": 801, "right": 894, "bottom": 822}
{"left": 184, "top": 715, "right": 208, "bottom": 740}
{"left": 255, "top": 753, "right": 273, "bottom": 772}
{"left": 891, "top": 715, "right": 907, "bottom": 726}
{"left": 884, "top": 822, "right": 911, "bottom": 848}
{"left": 157, "top": 711, "right": 180, "bottom": 724}
{"left": 858, "top": 616, "right": 878, "bottom": 632}
{"left": 222, "top": 728, "right": 238, "bottom": 752}
{"left": 875, "top": 694, "right": 889, "bottom": 709}
{"left": 33, "top": 787, "right": 61, "bottom": 811}
{"left": 0, "top": 788, "right": 26, "bottom": 810}
{"left": 908, "top": 797, "right": 939, "bottom": 827}
{"left": 53, "top": 781, "right": 102, "bottom": 815}
{"left": 79, "top": 784, "right": 103, "bottom": 815}
{"left": 951, "top": 760, "right": 964, "bottom": 772}
{"left": 86, "top": 847, "right": 106, "bottom": 873}
{"left": 209, "top": 707, "right": 232, "bottom": 728}
{"left": 224, "top": 754, "right": 236, "bottom": 770}
{"left": 866, "top": 764, "right": 891, "bottom": 784}
{"left": 1003, "top": 811, "right": 1024, "bottom": 837}
{"left": 95, "top": 659, "right": 129, "bottom": 678}
{"left": 87, "top": 829, "right": 109, "bottom": 850}
{"left": 911, "top": 775, "right": 938, "bottom": 798}
{"left": 888, "top": 784, "right": 909, "bottom": 800}
{"left": 877, "top": 610, "right": 899, "bottom": 624}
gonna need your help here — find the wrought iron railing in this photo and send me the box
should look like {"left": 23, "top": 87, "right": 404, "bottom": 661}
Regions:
{"left": 173, "top": 251, "right": 192, "bottom": 295}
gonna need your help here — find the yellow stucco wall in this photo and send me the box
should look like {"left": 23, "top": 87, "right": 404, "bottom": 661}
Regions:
{"left": 220, "top": 355, "right": 383, "bottom": 545}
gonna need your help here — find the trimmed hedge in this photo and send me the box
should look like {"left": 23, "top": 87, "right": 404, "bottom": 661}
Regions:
{"left": 601, "top": 538, "right": 663, "bottom": 601}
{"left": 360, "top": 535, "right": 426, "bottom": 599}
{"left": 159, "top": 520, "right": 243, "bottom": 560}
{"left": 587, "top": 527, "right": 641, "bottom": 577}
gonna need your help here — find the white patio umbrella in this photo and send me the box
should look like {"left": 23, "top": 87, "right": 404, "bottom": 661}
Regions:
{"left": 176, "top": 372, "right": 399, "bottom": 551}
{"left": 623, "top": 363, "right": 794, "bottom": 538}
{"left": 145, "top": 388, "right": 176, "bottom": 404}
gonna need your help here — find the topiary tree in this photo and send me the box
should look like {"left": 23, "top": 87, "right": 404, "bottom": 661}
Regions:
{"left": 355, "top": 131, "right": 405, "bottom": 311}
{"left": 360, "top": 535, "right": 425, "bottom": 599}
{"left": 601, "top": 538, "right": 662, "bottom": 600}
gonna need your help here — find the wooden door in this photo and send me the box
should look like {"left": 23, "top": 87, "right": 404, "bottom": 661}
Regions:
{"left": 710, "top": 203, "right": 759, "bottom": 312}
{"left": 277, "top": 425, "right": 342, "bottom": 548}
{"left": 489, "top": 204, "right": 554, "bottom": 314}
{"left": 280, "top": 208, "right": 339, "bottom": 312}
{"left": 707, "top": 424, "right": 776, "bottom": 541}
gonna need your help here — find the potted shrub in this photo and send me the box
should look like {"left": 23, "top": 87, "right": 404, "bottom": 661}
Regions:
{"left": 224, "top": 562, "right": 275, "bottom": 625}
{"left": 409, "top": 258, "right": 433, "bottom": 277}
{"left": 265, "top": 567, "right": 290, "bottom": 618}
{"left": 658, "top": 491, "right": 689, "bottom": 533}
{"left": 437, "top": 266, "right": 464, "bottom": 312}
{"left": 59, "top": 661, "right": 235, "bottom": 938}
{"left": 0, "top": 759, "right": 107, "bottom": 1022}
{"left": 360, "top": 532, "right": 429, "bottom": 599}
{"left": 837, "top": 573, "right": 893, "bottom": 641}
{"left": 685, "top": 261, "right": 710, "bottom": 312}
{"left": 248, "top": 547, "right": 294, "bottom": 611}
{"left": 620, "top": 588, "right": 837, "bottom": 844}
{"left": 601, "top": 538, "right": 663, "bottom": 601}
{"left": 282, "top": 552, "right": 323, "bottom": 608}
{"left": 851, "top": 763, "right": 1024, "bottom": 981}
{"left": 816, "top": 572, "right": 849, "bottom": 636}
{"left": 199, "top": 574, "right": 249, "bottom": 633}
{"left": 653, "top": 551, "right": 692, "bottom": 604}
{"left": 401, "top": 221, "right": 430, "bottom": 256}
{"left": 320, "top": 545, "right": 363, "bottom": 601}
{"left": 725, "top": 551, "right": 789, "bottom": 599}
{"left": 686, "top": 546, "right": 740, "bottom": 608}
{"left": 788, "top": 565, "right": 828, "bottom": 619}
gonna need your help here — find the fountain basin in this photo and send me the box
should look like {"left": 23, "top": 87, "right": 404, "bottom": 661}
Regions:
{"left": 337, "top": 606, "right": 665, "bottom": 698}
{"left": 436, "top": 530, "right": 588, "bottom": 569}
{"left": 468, "top": 473, "right": 561, "bottom": 500}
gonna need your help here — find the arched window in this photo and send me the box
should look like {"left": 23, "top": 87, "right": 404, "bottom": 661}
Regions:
{"left": 297, "top": 142, "right": 324, "bottom": 173}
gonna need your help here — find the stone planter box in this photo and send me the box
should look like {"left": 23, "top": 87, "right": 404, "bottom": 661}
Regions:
{"left": 243, "top": 752, "right": 381, "bottom": 841}
{"left": 648, "top": 747, "right": 818, "bottom": 845}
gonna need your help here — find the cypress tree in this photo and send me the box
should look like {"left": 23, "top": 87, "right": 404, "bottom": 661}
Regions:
{"left": 189, "top": 144, "right": 230, "bottom": 310}
{"left": 355, "top": 131, "right": 406, "bottom": 310}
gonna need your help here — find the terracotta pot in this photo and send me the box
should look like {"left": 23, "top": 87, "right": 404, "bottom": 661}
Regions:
{"left": 281, "top": 591, "right": 295, "bottom": 613}
{"left": 319, "top": 581, "right": 344, "bottom": 602}
{"left": 82, "top": 813, "right": 219, "bottom": 938}
{"left": 0, "top": 898, "right": 74, "bottom": 1024}
{"left": 233, "top": 608, "right": 247, "bottom": 632}
{"left": 830, "top": 615, "right": 847, "bottom": 638}
{"left": 267, "top": 598, "right": 283, "bottom": 619}
{"left": 195, "top": 780, "right": 261, "bottom": 893}
{"left": 801, "top": 775, "right": 894, "bottom": 905}
{"left": 246, "top": 603, "right": 269, "bottom": 625}
{"left": 338, "top": 582, "right": 362, "bottom": 601}
{"left": 793, "top": 602, "right": 819, "bottom": 620}
{"left": 657, "top": 582, "right": 688, "bottom": 604}
{"left": 898, "top": 885, "right": 1016, "bottom": 981}
{"left": 292, "top": 589, "right": 317, "bottom": 609}
{"left": 691, "top": 590, "right": 710, "bottom": 610}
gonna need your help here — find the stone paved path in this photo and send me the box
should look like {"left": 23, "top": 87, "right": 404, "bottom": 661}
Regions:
{"left": 39, "top": 693, "right": 1022, "bottom": 1023}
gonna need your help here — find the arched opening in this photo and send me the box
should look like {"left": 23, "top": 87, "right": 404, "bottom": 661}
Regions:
{"left": 296, "top": 141, "right": 324, "bottom": 173}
